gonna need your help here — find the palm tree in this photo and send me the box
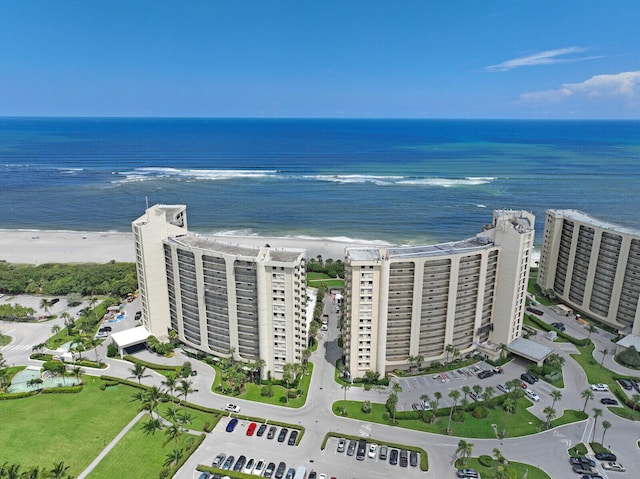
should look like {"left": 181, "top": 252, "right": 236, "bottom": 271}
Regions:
{"left": 177, "top": 378, "right": 196, "bottom": 407}
{"left": 282, "top": 363, "right": 294, "bottom": 404}
{"left": 163, "top": 448, "right": 184, "bottom": 467}
{"left": 141, "top": 416, "right": 163, "bottom": 435}
{"left": 461, "top": 385, "right": 471, "bottom": 402}
{"left": 550, "top": 389, "right": 563, "bottom": 410}
{"left": 601, "top": 420, "right": 612, "bottom": 444}
{"left": 386, "top": 391, "right": 399, "bottom": 424}
{"left": 27, "top": 377, "right": 43, "bottom": 392}
{"left": 6, "top": 464, "right": 20, "bottom": 479}
{"left": 472, "top": 384, "right": 483, "bottom": 401}
{"left": 600, "top": 348, "right": 609, "bottom": 367}
{"left": 587, "top": 323, "right": 597, "bottom": 338}
{"left": 39, "top": 298, "right": 52, "bottom": 317}
{"left": 128, "top": 363, "right": 151, "bottom": 386}
{"left": 456, "top": 439, "right": 473, "bottom": 466}
{"left": 581, "top": 389, "right": 594, "bottom": 412}
{"left": 415, "top": 354, "right": 424, "bottom": 371}
{"left": 71, "top": 366, "right": 82, "bottom": 383}
{"left": 254, "top": 358, "right": 266, "bottom": 384}
{"left": 146, "top": 385, "right": 164, "bottom": 418}
{"left": 484, "top": 386, "right": 495, "bottom": 408}
{"left": 48, "top": 461, "right": 70, "bottom": 479}
{"left": 543, "top": 405, "right": 556, "bottom": 429}
{"left": 60, "top": 312, "right": 73, "bottom": 337}
{"left": 447, "top": 389, "right": 461, "bottom": 434}
{"left": 162, "top": 372, "right": 179, "bottom": 411}
{"left": 50, "top": 324, "right": 61, "bottom": 338}
{"left": 445, "top": 344, "right": 454, "bottom": 364}
{"left": 591, "top": 408, "right": 603, "bottom": 442}
{"left": 502, "top": 397, "right": 516, "bottom": 437}
{"left": 21, "top": 465, "right": 43, "bottom": 479}
{"left": 341, "top": 381, "right": 351, "bottom": 416}
{"left": 88, "top": 296, "right": 99, "bottom": 323}
{"left": 163, "top": 422, "right": 184, "bottom": 448}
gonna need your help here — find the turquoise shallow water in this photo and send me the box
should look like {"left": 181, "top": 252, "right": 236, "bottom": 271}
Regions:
{"left": 8, "top": 367, "right": 81, "bottom": 393}
{"left": 1, "top": 118, "right": 639, "bottom": 245}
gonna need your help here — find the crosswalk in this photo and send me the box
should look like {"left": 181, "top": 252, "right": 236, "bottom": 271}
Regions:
{"left": 0, "top": 344, "right": 33, "bottom": 352}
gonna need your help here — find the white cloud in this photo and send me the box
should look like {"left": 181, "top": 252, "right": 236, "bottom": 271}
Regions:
{"left": 519, "top": 71, "right": 640, "bottom": 104}
{"left": 486, "top": 46, "right": 599, "bottom": 72}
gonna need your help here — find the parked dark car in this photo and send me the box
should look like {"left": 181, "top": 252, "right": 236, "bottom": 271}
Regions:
{"left": 274, "top": 462, "right": 287, "bottom": 479}
{"left": 356, "top": 439, "right": 367, "bottom": 461}
{"left": 134, "top": 310, "right": 142, "bottom": 320}
{"left": 551, "top": 322, "right": 565, "bottom": 331}
{"left": 526, "top": 306, "right": 543, "bottom": 315}
{"left": 477, "top": 370, "right": 494, "bottom": 379}
{"left": 257, "top": 424, "right": 267, "bottom": 437}
{"left": 618, "top": 379, "right": 633, "bottom": 390}
{"left": 263, "top": 462, "right": 276, "bottom": 479}
{"left": 520, "top": 372, "right": 538, "bottom": 384}
{"left": 287, "top": 430, "right": 298, "bottom": 446}
{"left": 198, "top": 472, "right": 210, "bottom": 479}
{"left": 572, "top": 463, "right": 593, "bottom": 474}
{"left": 267, "top": 426, "right": 277, "bottom": 439}
{"left": 347, "top": 439, "right": 356, "bottom": 456}
{"left": 569, "top": 457, "right": 595, "bottom": 467}
{"left": 277, "top": 428, "right": 288, "bottom": 443}
{"left": 389, "top": 448, "right": 399, "bottom": 465}
{"left": 233, "top": 455, "right": 246, "bottom": 472}
{"left": 595, "top": 452, "right": 617, "bottom": 461}
{"left": 410, "top": 450, "right": 418, "bottom": 467}
{"left": 399, "top": 449, "right": 408, "bottom": 467}
{"left": 221, "top": 456, "right": 234, "bottom": 470}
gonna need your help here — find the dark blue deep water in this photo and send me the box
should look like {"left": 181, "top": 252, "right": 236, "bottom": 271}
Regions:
{"left": 1, "top": 118, "right": 639, "bottom": 246}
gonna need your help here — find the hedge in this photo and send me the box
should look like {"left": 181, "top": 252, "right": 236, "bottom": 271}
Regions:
{"left": 123, "top": 355, "right": 183, "bottom": 372}
{"left": 321, "top": 432, "right": 429, "bottom": 471}
{"left": 167, "top": 433, "right": 205, "bottom": 478}
{"left": 526, "top": 314, "right": 592, "bottom": 346}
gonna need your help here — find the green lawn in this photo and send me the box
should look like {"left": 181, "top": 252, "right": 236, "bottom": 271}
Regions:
{"left": 0, "top": 378, "right": 140, "bottom": 476}
{"left": 87, "top": 413, "right": 195, "bottom": 479}
{"left": 236, "top": 363, "right": 313, "bottom": 408}
{"left": 306, "top": 272, "right": 344, "bottom": 288}
{"left": 0, "top": 334, "right": 11, "bottom": 347}
{"left": 331, "top": 397, "right": 555, "bottom": 438}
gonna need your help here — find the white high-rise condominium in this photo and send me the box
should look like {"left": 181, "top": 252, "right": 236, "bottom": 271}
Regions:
{"left": 342, "top": 210, "right": 535, "bottom": 379}
{"left": 537, "top": 209, "right": 640, "bottom": 335}
{"left": 132, "top": 204, "right": 308, "bottom": 379}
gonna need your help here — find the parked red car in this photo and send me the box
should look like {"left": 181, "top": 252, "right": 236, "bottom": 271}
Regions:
{"left": 246, "top": 422, "right": 257, "bottom": 436}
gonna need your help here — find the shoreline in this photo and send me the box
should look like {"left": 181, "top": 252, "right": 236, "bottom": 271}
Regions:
{"left": 0, "top": 228, "right": 387, "bottom": 265}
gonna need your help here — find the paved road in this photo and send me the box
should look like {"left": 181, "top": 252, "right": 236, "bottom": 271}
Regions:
{"left": 3, "top": 295, "right": 640, "bottom": 478}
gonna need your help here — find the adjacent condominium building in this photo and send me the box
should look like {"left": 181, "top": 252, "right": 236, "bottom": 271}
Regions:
{"left": 537, "top": 209, "right": 640, "bottom": 335}
{"left": 342, "top": 210, "right": 535, "bottom": 379}
{"left": 132, "top": 205, "right": 308, "bottom": 379}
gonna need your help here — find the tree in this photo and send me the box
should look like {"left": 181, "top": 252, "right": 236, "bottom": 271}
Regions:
{"left": 447, "top": 389, "right": 460, "bottom": 434}
{"left": 543, "top": 406, "right": 556, "bottom": 429}
{"left": 591, "top": 408, "right": 603, "bottom": 442}
{"left": 50, "top": 324, "right": 61, "bottom": 337}
{"left": 163, "top": 422, "right": 184, "bottom": 448}
{"left": 493, "top": 448, "right": 507, "bottom": 466}
{"left": 550, "top": 389, "right": 563, "bottom": 410}
{"left": 472, "top": 384, "right": 483, "bottom": 401}
{"left": 71, "top": 366, "right": 82, "bottom": 383}
{"left": 414, "top": 354, "right": 424, "bottom": 371}
{"left": 587, "top": 323, "right": 597, "bottom": 338}
{"left": 128, "top": 363, "right": 151, "bottom": 386}
{"left": 141, "top": 416, "right": 163, "bottom": 435}
{"left": 162, "top": 372, "right": 179, "bottom": 412}
{"left": 581, "top": 389, "right": 594, "bottom": 412}
{"left": 484, "top": 386, "right": 495, "bottom": 408}
{"left": 341, "top": 381, "right": 351, "bottom": 416}
{"left": 177, "top": 378, "right": 196, "bottom": 407}
{"left": 39, "top": 298, "right": 52, "bottom": 317}
{"left": 21, "top": 466, "right": 43, "bottom": 479}
{"left": 48, "top": 461, "right": 70, "bottom": 479}
{"left": 600, "top": 348, "right": 609, "bottom": 367}
{"left": 632, "top": 394, "right": 640, "bottom": 415}
{"left": 27, "top": 377, "right": 43, "bottom": 392}
{"left": 60, "top": 312, "right": 73, "bottom": 337}
{"left": 433, "top": 391, "right": 442, "bottom": 422}
{"left": 163, "top": 448, "right": 184, "bottom": 467}
{"left": 445, "top": 344, "right": 454, "bottom": 364}
{"left": 461, "top": 385, "right": 471, "bottom": 402}
{"left": 253, "top": 358, "right": 266, "bottom": 383}
{"left": 502, "top": 397, "right": 516, "bottom": 437}
{"left": 88, "top": 296, "right": 99, "bottom": 323}
{"left": 601, "top": 420, "right": 612, "bottom": 444}
{"left": 389, "top": 382, "right": 403, "bottom": 423}
{"left": 456, "top": 439, "right": 473, "bottom": 466}
{"left": 282, "top": 363, "right": 294, "bottom": 405}
{"left": 386, "top": 391, "right": 398, "bottom": 423}
{"left": 363, "top": 370, "right": 380, "bottom": 385}
{"left": 146, "top": 385, "right": 164, "bottom": 418}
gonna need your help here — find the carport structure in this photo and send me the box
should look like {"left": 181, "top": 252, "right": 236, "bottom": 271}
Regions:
{"left": 506, "top": 337, "right": 553, "bottom": 366}
{"left": 110, "top": 326, "right": 150, "bottom": 358}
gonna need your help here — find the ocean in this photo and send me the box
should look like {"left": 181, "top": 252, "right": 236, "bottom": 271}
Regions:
{"left": 1, "top": 118, "right": 639, "bottom": 247}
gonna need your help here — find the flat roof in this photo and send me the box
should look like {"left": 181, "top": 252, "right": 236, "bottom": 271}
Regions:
{"left": 507, "top": 337, "right": 553, "bottom": 362}
{"left": 346, "top": 237, "right": 494, "bottom": 261}
{"left": 111, "top": 326, "right": 151, "bottom": 349}
{"left": 548, "top": 209, "right": 640, "bottom": 237}
{"left": 167, "top": 234, "right": 304, "bottom": 262}
{"left": 617, "top": 334, "right": 640, "bottom": 350}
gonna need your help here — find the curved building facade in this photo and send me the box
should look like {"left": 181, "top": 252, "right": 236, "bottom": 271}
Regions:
{"left": 343, "top": 210, "right": 535, "bottom": 379}
{"left": 537, "top": 209, "right": 640, "bottom": 335}
{"left": 133, "top": 205, "right": 307, "bottom": 379}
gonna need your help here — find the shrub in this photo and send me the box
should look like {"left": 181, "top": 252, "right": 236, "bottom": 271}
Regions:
{"left": 478, "top": 455, "right": 493, "bottom": 467}
{"left": 452, "top": 410, "right": 465, "bottom": 422}
{"left": 361, "top": 400, "right": 371, "bottom": 413}
{"left": 261, "top": 385, "right": 273, "bottom": 397}
{"left": 107, "top": 342, "right": 117, "bottom": 358}
{"left": 616, "top": 345, "right": 640, "bottom": 368}
{"left": 472, "top": 406, "right": 489, "bottom": 419}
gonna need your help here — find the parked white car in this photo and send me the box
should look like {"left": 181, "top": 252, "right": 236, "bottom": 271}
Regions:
{"left": 525, "top": 389, "right": 540, "bottom": 402}
{"left": 368, "top": 443, "right": 377, "bottom": 458}
{"left": 602, "top": 462, "right": 625, "bottom": 472}
{"left": 590, "top": 383, "right": 609, "bottom": 392}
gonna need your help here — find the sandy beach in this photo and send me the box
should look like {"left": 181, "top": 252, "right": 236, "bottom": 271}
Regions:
{"left": 0, "top": 229, "right": 387, "bottom": 264}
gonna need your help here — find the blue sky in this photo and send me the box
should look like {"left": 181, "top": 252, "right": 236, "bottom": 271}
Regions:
{"left": 1, "top": 1, "right": 639, "bottom": 118}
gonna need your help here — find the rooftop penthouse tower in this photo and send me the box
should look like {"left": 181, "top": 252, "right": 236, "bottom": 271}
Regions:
{"left": 538, "top": 209, "right": 640, "bottom": 335}
{"left": 133, "top": 205, "right": 308, "bottom": 379}
{"left": 342, "top": 210, "right": 535, "bottom": 379}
